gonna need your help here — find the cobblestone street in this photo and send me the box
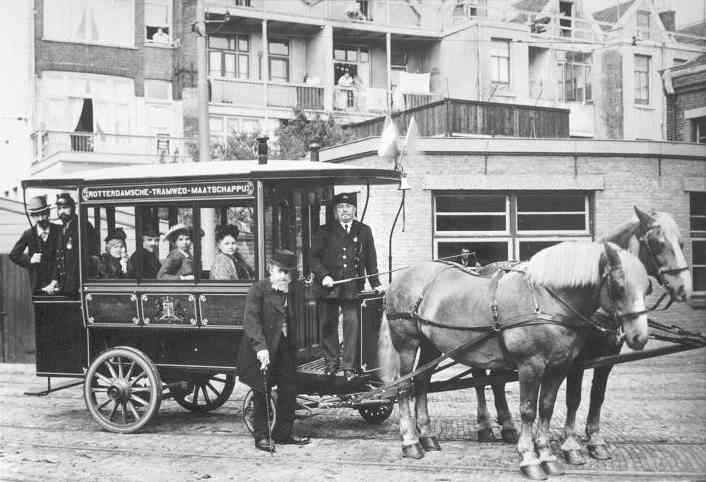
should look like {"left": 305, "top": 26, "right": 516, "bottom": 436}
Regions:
{"left": 1, "top": 303, "right": 704, "bottom": 481}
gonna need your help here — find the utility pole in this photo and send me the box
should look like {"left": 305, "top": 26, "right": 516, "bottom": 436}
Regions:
{"left": 195, "top": 0, "right": 210, "bottom": 163}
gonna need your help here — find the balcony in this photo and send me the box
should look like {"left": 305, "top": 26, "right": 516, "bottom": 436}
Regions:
{"left": 32, "top": 131, "right": 197, "bottom": 176}
{"left": 210, "top": 78, "right": 326, "bottom": 112}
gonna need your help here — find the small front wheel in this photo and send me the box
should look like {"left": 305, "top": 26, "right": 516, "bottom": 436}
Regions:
{"left": 84, "top": 346, "right": 162, "bottom": 433}
{"left": 242, "top": 388, "right": 277, "bottom": 435}
{"left": 357, "top": 402, "right": 393, "bottom": 424}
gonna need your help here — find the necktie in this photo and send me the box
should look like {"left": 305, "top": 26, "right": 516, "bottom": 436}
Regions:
{"left": 345, "top": 223, "right": 350, "bottom": 233}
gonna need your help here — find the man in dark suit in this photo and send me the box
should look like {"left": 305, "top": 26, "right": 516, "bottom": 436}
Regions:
{"left": 459, "top": 248, "right": 481, "bottom": 268}
{"left": 238, "top": 249, "right": 310, "bottom": 453}
{"left": 9, "top": 195, "right": 61, "bottom": 295}
{"left": 309, "top": 192, "right": 382, "bottom": 381}
{"left": 55, "top": 193, "right": 97, "bottom": 295}
{"left": 127, "top": 227, "right": 161, "bottom": 279}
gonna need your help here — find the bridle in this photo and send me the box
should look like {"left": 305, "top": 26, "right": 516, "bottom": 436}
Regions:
{"left": 636, "top": 225, "right": 690, "bottom": 310}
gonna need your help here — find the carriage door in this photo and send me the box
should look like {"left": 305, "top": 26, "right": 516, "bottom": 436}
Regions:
{"left": 263, "top": 183, "right": 333, "bottom": 363}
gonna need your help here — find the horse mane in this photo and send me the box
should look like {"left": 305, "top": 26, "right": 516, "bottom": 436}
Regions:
{"left": 601, "top": 211, "right": 681, "bottom": 245}
{"left": 526, "top": 241, "right": 644, "bottom": 289}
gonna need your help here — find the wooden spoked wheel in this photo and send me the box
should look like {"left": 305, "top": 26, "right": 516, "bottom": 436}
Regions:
{"left": 172, "top": 373, "right": 235, "bottom": 412}
{"left": 84, "top": 346, "right": 162, "bottom": 433}
{"left": 358, "top": 401, "right": 394, "bottom": 424}
{"left": 242, "top": 388, "right": 277, "bottom": 435}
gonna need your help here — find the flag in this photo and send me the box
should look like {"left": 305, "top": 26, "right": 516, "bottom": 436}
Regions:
{"left": 404, "top": 116, "right": 418, "bottom": 157}
{"left": 377, "top": 116, "right": 399, "bottom": 159}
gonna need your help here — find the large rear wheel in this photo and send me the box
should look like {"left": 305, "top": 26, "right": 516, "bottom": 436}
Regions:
{"left": 173, "top": 373, "right": 235, "bottom": 412}
{"left": 357, "top": 401, "right": 393, "bottom": 424}
{"left": 84, "top": 346, "right": 161, "bottom": 433}
{"left": 242, "top": 388, "right": 277, "bottom": 435}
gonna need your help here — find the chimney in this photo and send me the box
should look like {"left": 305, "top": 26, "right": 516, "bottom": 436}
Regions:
{"left": 659, "top": 10, "right": 676, "bottom": 32}
{"left": 309, "top": 142, "right": 321, "bottom": 162}
{"left": 257, "top": 135, "right": 269, "bottom": 164}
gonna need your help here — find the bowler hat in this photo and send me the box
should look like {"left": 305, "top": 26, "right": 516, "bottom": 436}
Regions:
{"left": 104, "top": 228, "right": 127, "bottom": 243}
{"left": 270, "top": 249, "right": 297, "bottom": 272}
{"left": 27, "top": 195, "right": 50, "bottom": 215}
{"left": 334, "top": 192, "right": 357, "bottom": 206}
{"left": 55, "top": 193, "right": 76, "bottom": 208}
{"left": 141, "top": 227, "right": 161, "bottom": 238}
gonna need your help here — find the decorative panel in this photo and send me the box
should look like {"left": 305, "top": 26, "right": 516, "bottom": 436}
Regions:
{"left": 141, "top": 294, "right": 197, "bottom": 326}
{"left": 85, "top": 293, "right": 139, "bottom": 325}
{"left": 198, "top": 294, "right": 246, "bottom": 327}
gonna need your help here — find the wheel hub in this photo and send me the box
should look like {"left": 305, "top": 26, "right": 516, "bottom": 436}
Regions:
{"left": 107, "top": 379, "right": 131, "bottom": 402}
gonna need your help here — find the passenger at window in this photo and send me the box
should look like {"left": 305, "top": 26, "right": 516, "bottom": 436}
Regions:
{"left": 210, "top": 224, "right": 254, "bottom": 280}
{"left": 55, "top": 193, "right": 97, "bottom": 294}
{"left": 157, "top": 223, "right": 195, "bottom": 280}
{"left": 98, "top": 229, "right": 128, "bottom": 279}
{"left": 459, "top": 248, "right": 481, "bottom": 268}
{"left": 127, "top": 227, "right": 161, "bottom": 279}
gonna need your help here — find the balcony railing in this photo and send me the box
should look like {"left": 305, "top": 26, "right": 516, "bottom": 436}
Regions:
{"left": 33, "top": 131, "right": 197, "bottom": 165}
{"left": 334, "top": 86, "right": 441, "bottom": 114}
{"left": 210, "top": 78, "right": 325, "bottom": 111}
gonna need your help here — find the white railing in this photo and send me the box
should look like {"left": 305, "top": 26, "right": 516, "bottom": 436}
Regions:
{"left": 32, "top": 131, "right": 197, "bottom": 165}
{"left": 210, "top": 78, "right": 326, "bottom": 111}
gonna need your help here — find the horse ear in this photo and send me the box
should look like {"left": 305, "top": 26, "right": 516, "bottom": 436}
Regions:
{"left": 603, "top": 242, "right": 622, "bottom": 270}
{"left": 634, "top": 206, "right": 656, "bottom": 228}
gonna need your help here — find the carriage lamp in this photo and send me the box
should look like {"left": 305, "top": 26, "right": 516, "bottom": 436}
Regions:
{"left": 399, "top": 174, "right": 410, "bottom": 191}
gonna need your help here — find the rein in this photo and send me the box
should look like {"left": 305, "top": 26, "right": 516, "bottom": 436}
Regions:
{"left": 637, "top": 225, "right": 689, "bottom": 308}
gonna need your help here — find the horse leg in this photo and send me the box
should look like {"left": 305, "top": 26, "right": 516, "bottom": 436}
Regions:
{"left": 490, "top": 370, "right": 518, "bottom": 443}
{"left": 561, "top": 367, "right": 586, "bottom": 465}
{"left": 397, "top": 340, "right": 424, "bottom": 459}
{"left": 472, "top": 368, "right": 496, "bottom": 442}
{"left": 516, "top": 363, "right": 546, "bottom": 480}
{"left": 586, "top": 365, "right": 614, "bottom": 460}
{"left": 535, "top": 367, "right": 567, "bottom": 477}
{"left": 415, "top": 342, "right": 441, "bottom": 451}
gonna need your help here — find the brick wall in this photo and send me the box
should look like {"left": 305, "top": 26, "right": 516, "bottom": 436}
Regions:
{"left": 597, "top": 49, "right": 624, "bottom": 140}
{"left": 667, "top": 67, "right": 706, "bottom": 142}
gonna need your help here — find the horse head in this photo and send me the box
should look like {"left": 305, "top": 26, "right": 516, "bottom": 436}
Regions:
{"left": 634, "top": 207, "right": 692, "bottom": 302}
{"left": 599, "top": 242, "right": 650, "bottom": 351}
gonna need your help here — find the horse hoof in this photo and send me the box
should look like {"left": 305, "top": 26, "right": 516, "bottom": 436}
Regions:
{"left": 402, "top": 443, "right": 425, "bottom": 459}
{"left": 563, "top": 449, "right": 586, "bottom": 465}
{"left": 477, "top": 428, "right": 496, "bottom": 442}
{"left": 541, "top": 460, "right": 565, "bottom": 476}
{"left": 419, "top": 436, "right": 441, "bottom": 451}
{"left": 520, "top": 464, "right": 547, "bottom": 480}
{"left": 501, "top": 428, "right": 519, "bottom": 444}
{"left": 588, "top": 444, "right": 611, "bottom": 460}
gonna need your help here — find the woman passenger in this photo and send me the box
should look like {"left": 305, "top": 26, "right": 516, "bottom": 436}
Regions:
{"left": 210, "top": 225, "right": 254, "bottom": 280}
{"left": 98, "top": 228, "right": 128, "bottom": 279}
{"left": 157, "top": 223, "right": 195, "bottom": 280}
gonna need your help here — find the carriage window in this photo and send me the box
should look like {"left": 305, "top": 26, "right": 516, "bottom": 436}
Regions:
{"left": 148, "top": 206, "right": 195, "bottom": 281}
{"left": 433, "top": 191, "right": 591, "bottom": 263}
{"left": 198, "top": 203, "right": 256, "bottom": 281}
{"left": 85, "top": 206, "right": 136, "bottom": 280}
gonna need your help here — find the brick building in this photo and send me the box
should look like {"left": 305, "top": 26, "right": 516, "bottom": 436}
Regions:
{"left": 320, "top": 137, "right": 706, "bottom": 305}
{"left": 665, "top": 54, "right": 706, "bottom": 143}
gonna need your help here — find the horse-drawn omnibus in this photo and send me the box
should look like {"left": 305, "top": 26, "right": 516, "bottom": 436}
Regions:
{"left": 22, "top": 158, "right": 401, "bottom": 433}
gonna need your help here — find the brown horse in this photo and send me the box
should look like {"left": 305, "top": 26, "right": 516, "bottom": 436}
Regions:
{"left": 379, "top": 241, "right": 650, "bottom": 480}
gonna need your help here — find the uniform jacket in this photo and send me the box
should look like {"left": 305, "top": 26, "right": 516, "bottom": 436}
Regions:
{"left": 9, "top": 224, "right": 61, "bottom": 292}
{"left": 309, "top": 220, "right": 380, "bottom": 300}
{"left": 127, "top": 247, "right": 161, "bottom": 279}
{"left": 56, "top": 217, "right": 96, "bottom": 295}
{"left": 157, "top": 249, "right": 193, "bottom": 280}
{"left": 237, "top": 279, "right": 296, "bottom": 392}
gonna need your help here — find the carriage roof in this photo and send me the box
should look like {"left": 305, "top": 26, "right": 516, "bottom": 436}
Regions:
{"left": 22, "top": 160, "right": 401, "bottom": 188}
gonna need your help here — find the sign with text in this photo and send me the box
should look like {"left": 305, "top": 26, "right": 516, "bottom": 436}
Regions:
{"left": 81, "top": 181, "right": 255, "bottom": 203}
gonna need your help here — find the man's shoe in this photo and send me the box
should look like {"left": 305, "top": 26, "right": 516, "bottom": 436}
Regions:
{"left": 275, "top": 435, "right": 311, "bottom": 445}
{"left": 324, "top": 360, "right": 339, "bottom": 376}
{"left": 255, "top": 438, "right": 275, "bottom": 452}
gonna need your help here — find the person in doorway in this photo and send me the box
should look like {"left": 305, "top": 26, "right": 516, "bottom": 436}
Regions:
{"left": 459, "top": 248, "right": 481, "bottom": 268}
{"left": 127, "top": 227, "right": 161, "bottom": 279}
{"left": 9, "top": 195, "right": 61, "bottom": 295}
{"left": 55, "top": 193, "right": 97, "bottom": 295}
{"left": 309, "top": 192, "right": 382, "bottom": 381}
{"left": 98, "top": 229, "right": 128, "bottom": 279}
{"left": 238, "top": 249, "right": 311, "bottom": 452}
{"left": 157, "top": 224, "right": 195, "bottom": 280}
{"left": 210, "top": 224, "right": 254, "bottom": 280}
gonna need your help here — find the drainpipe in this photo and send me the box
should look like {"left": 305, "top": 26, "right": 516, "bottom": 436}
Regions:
{"left": 196, "top": 0, "right": 209, "bottom": 163}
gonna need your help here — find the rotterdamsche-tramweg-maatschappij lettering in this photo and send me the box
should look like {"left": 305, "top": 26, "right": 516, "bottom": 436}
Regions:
{"left": 84, "top": 182, "right": 253, "bottom": 200}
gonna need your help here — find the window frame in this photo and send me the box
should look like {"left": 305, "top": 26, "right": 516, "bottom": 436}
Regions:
{"left": 82, "top": 203, "right": 138, "bottom": 282}
{"left": 490, "top": 38, "right": 511, "bottom": 85}
{"left": 433, "top": 193, "right": 510, "bottom": 236}
{"left": 434, "top": 237, "right": 512, "bottom": 262}
{"left": 268, "top": 39, "right": 290, "bottom": 83}
{"left": 144, "top": 0, "right": 172, "bottom": 45}
{"left": 208, "top": 34, "right": 251, "bottom": 80}
{"left": 690, "top": 192, "right": 706, "bottom": 294}
{"left": 515, "top": 193, "right": 590, "bottom": 235}
{"left": 634, "top": 54, "right": 650, "bottom": 105}
{"left": 636, "top": 10, "right": 650, "bottom": 40}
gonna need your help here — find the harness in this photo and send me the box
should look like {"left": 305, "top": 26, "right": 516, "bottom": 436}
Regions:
{"left": 637, "top": 224, "right": 690, "bottom": 310}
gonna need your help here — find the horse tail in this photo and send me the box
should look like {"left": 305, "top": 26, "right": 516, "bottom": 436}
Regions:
{"left": 377, "top": 312, "right": 400, "bottom": 383}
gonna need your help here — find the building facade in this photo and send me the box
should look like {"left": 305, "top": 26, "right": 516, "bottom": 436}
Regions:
{"left": 320, "top": 137, "right": 706, "bottom": 305}
{"left": 21, "top": 0, "right": 706, "bottom": 180}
